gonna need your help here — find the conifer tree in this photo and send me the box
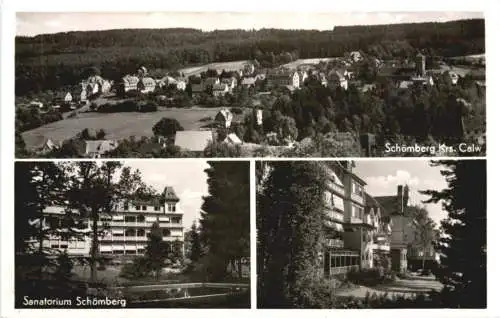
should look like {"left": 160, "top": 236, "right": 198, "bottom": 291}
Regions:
{"left": 421, "top": 160, "right": 486, "bottom": 308}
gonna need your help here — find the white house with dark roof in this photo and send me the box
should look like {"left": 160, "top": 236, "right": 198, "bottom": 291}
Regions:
{"left": 83, "top": 140, "right": 118, "bottom": 158}
{"left": 212, "top": 83, "right": 230, "bottom": 97}
{"left": 138, "top": 77, "right": 156, "bottom": 94}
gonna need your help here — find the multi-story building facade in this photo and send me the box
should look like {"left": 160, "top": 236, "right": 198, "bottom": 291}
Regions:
{"left": 266, "top": 69, "right": 300, "bottom": 89}
{"left": 27, "top": 186, "right": 184, "bottom": 258}
{"left": 321, "top": 162, "right": 392, "bottom": 278}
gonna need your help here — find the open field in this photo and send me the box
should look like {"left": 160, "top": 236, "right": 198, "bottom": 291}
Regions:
{"left": 178, "top": 60, "right": 251, "bottom": 77}
{"left": 21, "top": 106, "right": 225, "bottom": 150}
{"left": 281, "top": 57, "right": 341, "bottom": 69}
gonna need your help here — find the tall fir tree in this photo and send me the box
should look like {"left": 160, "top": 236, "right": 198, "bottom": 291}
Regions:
{"left": 145, "top": 221, "right": 169, "bottom": 280}
{"left": 200, "top": 161, "right": 250, "bottom": 279}
{"left": 421, "top": 160, "right": 486, "bottom": 308}
{"left": 188, "top": 221, "right": 203, "bottom": 264}
{"left": 257, "top": 161, "right": 328, "bottom": 308}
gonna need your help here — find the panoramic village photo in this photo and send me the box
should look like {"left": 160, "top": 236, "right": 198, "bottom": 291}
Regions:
{"left": 15, "top": 12, "right": 486, "bottom": 158}
{"left": 256, "top": 159, "right": 486, "bottom": 308}
{"left": 15, "top": 160, "right": 250, "bottom": 308}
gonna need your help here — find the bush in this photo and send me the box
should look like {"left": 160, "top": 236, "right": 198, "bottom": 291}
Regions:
{"left": 119, "top": 257, "right": 151, "bottom": 279}
{"left": 347, "top": 267, "right": 386, "bottom": 286}
{"left": 231, "top": 107, "right": 244, "bottom": 114}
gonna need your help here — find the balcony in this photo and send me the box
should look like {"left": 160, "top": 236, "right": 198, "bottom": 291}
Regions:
{"left": 327, "top": 180, "right": 345, "bottom": 196}
{"left": 325, "top": 210, "right": 344, "bottom": 223}
{"left": 351, "top": 192, "right": 364, "bottom": 205}
{"left": 372, "top": 242, "right": 391, "bottom": 252}
{"left": 347, "top": 216, "right": 362, "bottom": 225}
{"left": 325, "top": 238, "right": 344, "bottom": 249}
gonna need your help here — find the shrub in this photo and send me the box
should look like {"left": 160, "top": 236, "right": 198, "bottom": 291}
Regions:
{"left": 231, "top": 107, "right": 244, "bottom": 114}
{"left": 347, "top": 267, "right": 386, "bottom": 286}
{"left": 119, "top": 257, "right": 151, "bottom": 279}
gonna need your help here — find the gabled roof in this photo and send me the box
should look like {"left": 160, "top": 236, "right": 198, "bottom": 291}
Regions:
{"left": 85, "top": 140, "right": 118, "bottom": 155}
{"left": 174, "top": 130, "right": 214, "bottom": 152}
{"left": 224, "top": 133, "right": 242, "bottom": 144}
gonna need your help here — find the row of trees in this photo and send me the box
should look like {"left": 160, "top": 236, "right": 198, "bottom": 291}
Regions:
{"left": 16, "top": 19, "right": 484, "bottom": 95}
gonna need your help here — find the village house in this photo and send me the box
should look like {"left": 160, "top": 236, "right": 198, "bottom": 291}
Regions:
{"left": 449, "top": 72, "right": 459, "bottom": 85}
{"left": 266, "top": 68, "right": 300, "bottom": 90}
{"left": 120, "top": 75, "right": 140, "bottom": 94}
{"left": 215, "top": 108, "right": 233, "bottom": 128}
{"left": 220, "top": 77, "right": 237, "bottom": 92}
{"left": 349, "top": 51, "right": 363, "bottom": 63}
{"left": 29, "top": 100, "right": 44, "bottom": 109}
{"left": 212, "top": 83, "right": 230, "bottom": 97}
{"left": 223, "top": 133, "right": 242, "bottom": 145}
{"left": 298, "top": 70, "right": 308, "bottom": 86}
{"left": 138, "top": 77, "right": 156, "bottom": 94}
{"left": 328, "top": 70, "right": 348, "bottom": 90}
{"left": 241, "top": 77, "right": 257, "bottom": 88}
{"left": 54, "top": 92, "right": 73, "bottom": 105}
{"left": 243, "top": 62, "right": 255, "bottom": 76}
{"left": 81, "top": 140, "right": 119, "bottom": 158}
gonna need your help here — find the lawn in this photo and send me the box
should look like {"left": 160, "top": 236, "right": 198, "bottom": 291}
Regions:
{"left": 21, "top": 106, "right": 225, "bottom": 150}
{"left": 178, "top": 60, "right": 250, "bottom": 77}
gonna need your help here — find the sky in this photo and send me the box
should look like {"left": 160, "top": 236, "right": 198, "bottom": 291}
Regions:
{"left": 16, "top": 12, "right": 484, "bottom": 37}
{"left": 116, "top": 160, "right": 210, "bottom": 231}
{"left": 353, "top": 160, "right": 449, "bottom": 224}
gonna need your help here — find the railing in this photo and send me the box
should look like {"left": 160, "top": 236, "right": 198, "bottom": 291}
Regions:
{"left": 372, "top": 243, "right": 391, "bottom": 252}
{"left": 327, "top": 180, "right": 345, "bottom": 196}
{"left": 351, "top": 193, "right": 364, "bottom": 205}
{"left": 325, "top": 210, "right": 344, "bottom": 222}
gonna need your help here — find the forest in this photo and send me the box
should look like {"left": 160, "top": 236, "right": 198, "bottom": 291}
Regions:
{"left": 16, "top": 19, "right": 484, "bottom": 95}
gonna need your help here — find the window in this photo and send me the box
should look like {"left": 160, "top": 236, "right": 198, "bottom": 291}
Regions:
{"left": 142, "top": 205, "right": 147, "bottom": 211}
{"left": 51, "top": 244, "right": 59, "bottom": 248}
{"left": 60, "top": 244, "right": 68, "bottom": 249}
{"left": 172, "top": 217, "right": 181, "bottom": 224}
{"left": 135, "top": 205, "right": 140, "bottom": 210}
{"left": 331, "top": 194, "right": 335, "bottom": 207}
{"left": 137, "top": 215, "right": 145, "bottom": 222}
{"left": 125, "top": 216, "right": 136, "bottom": 223}
{"left": 154, "top": 206, "right": 160, "bottom": 211}
{"left": 125, "top": 229, "right": 136, "bottom": 237}
{"left": 137, "top": 229, "right": 145, "bottom": 237}
{"left": 167, "top": 204, "right": 176, "bottom": 212}
{"left": 162, "top": 229, "right": 170, "bottom": 236}
{"left": 113, "top": 232, "right": 124, "bottom": 237}
{"left": 124, "top": 203, "right": 129, "bottom": 210}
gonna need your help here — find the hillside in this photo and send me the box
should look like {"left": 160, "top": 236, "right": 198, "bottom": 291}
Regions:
{"left": 15, "top": 19, "right": 484, "bottom": 96}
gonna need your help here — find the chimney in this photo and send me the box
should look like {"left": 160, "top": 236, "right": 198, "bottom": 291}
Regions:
{"left": 403, "top": 185, "right": 409, "bottom": 208}
{"left": 397, "top": 185, "right": 403, "bottom": 214}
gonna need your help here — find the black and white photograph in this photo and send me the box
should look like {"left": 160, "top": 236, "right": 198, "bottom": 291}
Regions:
{"left": 257, "top": 159, "right": 486, "bottom": 308}
{"left": 15, "top": 12, "right": 486, "bottom": 158}
{"left": 15, "top": 160, "right": 250, "bottom": 308}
